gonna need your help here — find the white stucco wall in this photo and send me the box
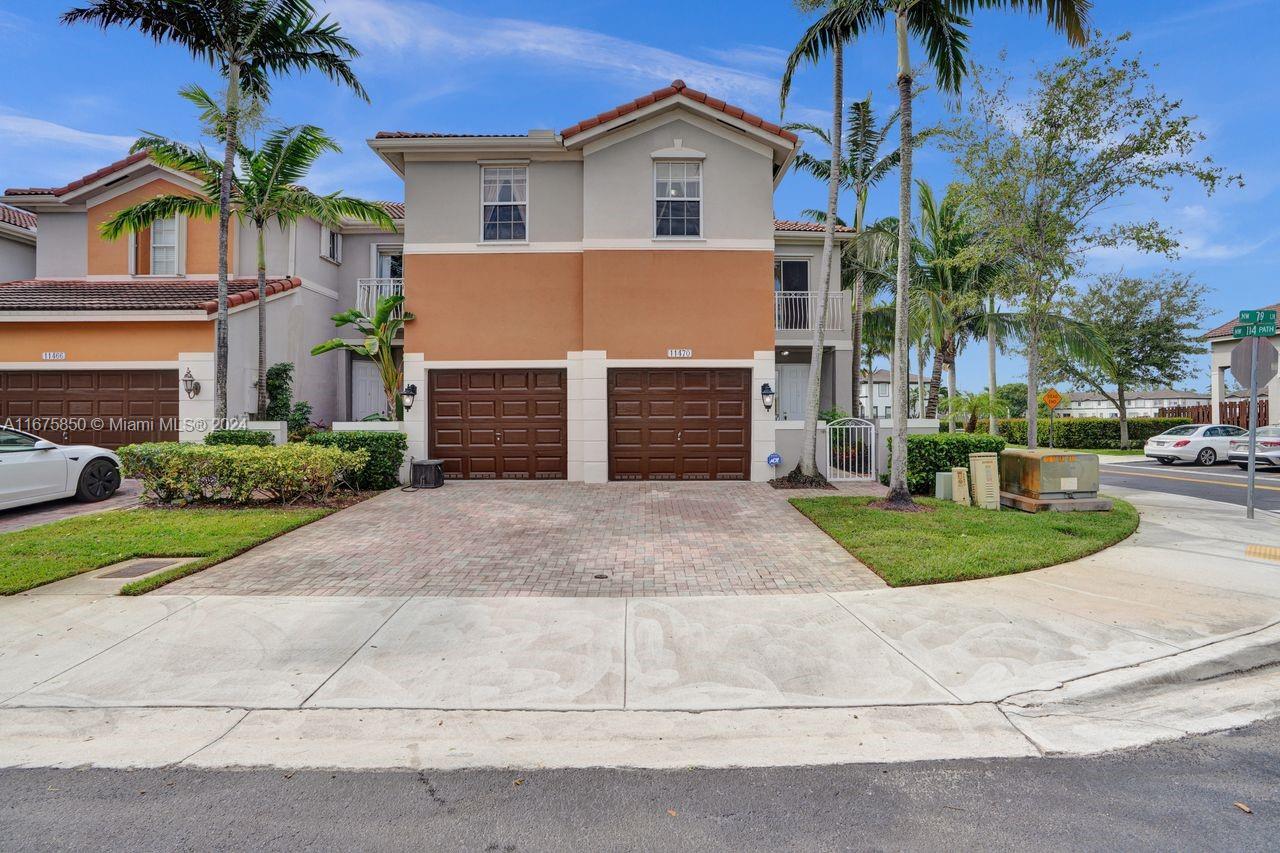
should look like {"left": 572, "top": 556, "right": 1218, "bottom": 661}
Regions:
{"left": 33, "top": 211, "right": 87, "bottom": 278}
{"left": 0, "top": 234, "right": 35, "bottom": 282}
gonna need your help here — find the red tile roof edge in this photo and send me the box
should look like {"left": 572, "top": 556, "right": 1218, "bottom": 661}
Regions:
{"left": 561, "top": 80, "right": 798, "bottom": 145}
{"left": 774, "top": 218, "right": 854, "bottom": 233}
{"left": 4, "top": 150, "right": 150, "bottom": 198}
{"left": 1202, "top": 303, "right": 1280, "bottom": 339}
{"left": 203, "top": 277, "right": 302, "bottom": 314}
{"left": 0, "top": 203, "right": 36, "bottom": 231}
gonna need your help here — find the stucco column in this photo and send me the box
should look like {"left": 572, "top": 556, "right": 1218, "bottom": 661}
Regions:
{"left": 832, "top": 346, "right": 853, "bottom": 416}
{"left": 177, "top": 351, "right": 215, "bottom": 442}
{"left": 403, "top": 352, "right": 427, "bottom": 467}
{"left": 575, "top": 350, "right": 608, "bottom": 483}
{"left": 1210, "top": 340, "right": 1230, "bottom": 419}
{"left": 752, "top": 349, "right": 778, "bottom": 482}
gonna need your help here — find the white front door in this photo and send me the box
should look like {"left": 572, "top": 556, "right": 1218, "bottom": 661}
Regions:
{"left": 351, "top": 360, "right": 386, "bottom": 420}
{"left": 776, "top": 364, "right": 809, "bottom": 421}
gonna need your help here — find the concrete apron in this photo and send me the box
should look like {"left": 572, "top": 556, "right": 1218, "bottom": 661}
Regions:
{"left": 2, "top": 488, "right": 1280, "bottom": 770}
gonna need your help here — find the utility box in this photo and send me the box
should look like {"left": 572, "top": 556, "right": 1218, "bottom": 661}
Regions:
{"left": 935, "top": 471, "right": 954, "bottom": 501}
{"left": 969, "top": 452, "right": 1001, "bottom": 510}
{"left": 999, "top": 447, "right": 1110, "bottom": 512}
{"left": 951, "top": 467, "right": 972, "bottom": 506}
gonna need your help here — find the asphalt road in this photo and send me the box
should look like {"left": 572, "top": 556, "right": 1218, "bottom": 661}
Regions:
{"left": 2, "top": 720, "right": 1278, "bottom": 852}
{"left": 1101, "top": 459, "right": 1280, "bottom": 513}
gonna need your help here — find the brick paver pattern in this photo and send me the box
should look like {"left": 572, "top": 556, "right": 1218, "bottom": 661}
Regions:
{"left": 165, "top": 482, "right": 886, "bottom": 597}
{"left": 0, "top": 479, "right": 141, "bottom": 534}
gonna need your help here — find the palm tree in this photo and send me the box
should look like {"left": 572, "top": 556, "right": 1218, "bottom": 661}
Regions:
{"left": 101, "top": 110, "right": 393, "bottom": 414}
{"left": 783, "top": 0, "right": 1091, "bottom": 506}
{"left": 64, "top": 0, "right": 366, "bottom": 422}
{"left": 312, "top": 295, "right": 416, "bottom": 420}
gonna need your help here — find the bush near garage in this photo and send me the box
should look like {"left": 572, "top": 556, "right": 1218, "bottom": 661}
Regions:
{"left": 884, "top": 432, "right": 1008, "bottom": 494}
{"left": 958, "top": 417, "right": 1192, "bottom": 448}
{"left": 118, "top": 442, "right": 368, "bottom": 506}
{"left": 305, "top": 430, "right": 407, "bottom": 490}
{"left": 204, "top": 429, "right": 275, "bottom": 447}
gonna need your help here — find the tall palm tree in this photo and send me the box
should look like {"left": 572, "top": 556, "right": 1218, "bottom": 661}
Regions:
{"left": 63, "top": 0, "right": 366, "bottom": 422}
{"left": 783, "top": 0, "right": 1091, "bottom": 506}
{"left": 101, "top": 113, "right": 393, "bottom": 413}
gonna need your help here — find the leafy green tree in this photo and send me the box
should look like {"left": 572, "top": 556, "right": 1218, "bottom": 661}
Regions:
{"left": 312, "top": 295, "right": 416, "bottom": 420}
{"left": 1042, "top": 272, "right": 1208, "bottom": 448}
{"left": 64, "top": 0, "right": 366, "bottom": 422}
{"left": 100, "top": 108, "right": 393, "bottom": 413}
{"left": 954, "top": 33, "right": 1239, "bottom": 448}
{"left": 994, "top": 382, "right": 1029, "bottom": 418}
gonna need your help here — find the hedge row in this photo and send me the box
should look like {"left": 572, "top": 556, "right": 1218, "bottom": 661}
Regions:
{"left": 884, "top": 433, "right": 1008, "bottom": 495}
{"left": 119, "top": 443, "right": 368, "bottom": 505}
{"left": 204, "top": 429, "right": 275, "bottom": 447}
{"left": 957, "top": 417, "right": 1192, "bottom": 448}
{"left": 305, "top": 430, "right": 407, "bottom": 490}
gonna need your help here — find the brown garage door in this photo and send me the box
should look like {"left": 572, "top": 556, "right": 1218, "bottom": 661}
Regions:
{"left": 429, "top": 369, "right": 567, "bottom": 479}
{"left": 0, "top": 370, "right": 179, "bottom": 449}
{"left": 609, "top": 368, "right": 751, "bottom": 481}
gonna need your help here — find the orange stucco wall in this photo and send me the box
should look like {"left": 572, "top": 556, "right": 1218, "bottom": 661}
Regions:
{"left": 582, "top": 250, "right": 774, "bottom": 358}
{"left": 403, "top": 253, "right": 584, "bottom": 359}
{"left": 0, "top": 321, "right": 212, "bottom": 362}
{"left": 87, "top": 178, "right": 232, "bottom": 276}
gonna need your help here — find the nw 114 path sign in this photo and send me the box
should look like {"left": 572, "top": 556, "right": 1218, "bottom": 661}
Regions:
{"left": 1233, "top": 308, "right": 1277, "bottom": 339}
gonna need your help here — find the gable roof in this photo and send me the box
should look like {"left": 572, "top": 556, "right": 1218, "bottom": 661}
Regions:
{"left": 0, "top": 277, "right": 300, "bottom": 314}
{"left": 560, "top": 80, "right": 798, "bottom": 144}
{"left": 0, "top": 203, "right": 36, "bottom": 232}
{"left": 4, "top": 151, "right": 150, "bottom": 197}
{"left": 1203, "top": 304, "right": 1280, "bottom": 340}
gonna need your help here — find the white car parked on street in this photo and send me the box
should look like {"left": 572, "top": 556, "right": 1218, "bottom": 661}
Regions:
{"left": 1144, "top": 423, "right": 1245, "bottom": 466}
{"left": 0, "top": 427, "right": 123, "bottom": 511}
{"left": 1228, "top": 426, "right": 1280, "bottom": 470}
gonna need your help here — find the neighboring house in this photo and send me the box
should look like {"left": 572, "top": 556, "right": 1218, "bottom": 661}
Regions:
{"left": 0, "top": 203, "right": 36, "bottom": 282}
{"left": 0, "top": 151, "right": 402, "bottom": 446}
{"left": 1058, "top": 389, "right": 1210, "bottom": 419}
{"left": 1203, "top": 305, "right": 1280, "bottom": 416}
{"left": 370, "top": 80, "right": 852, "bottom": 482}
{"left": 854, "top": 369, "right": 925, "bottom": 420}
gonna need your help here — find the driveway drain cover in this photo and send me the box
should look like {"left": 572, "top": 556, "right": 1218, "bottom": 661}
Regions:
{"left": 99, "top": 559, "right": 180, "bottom": 578}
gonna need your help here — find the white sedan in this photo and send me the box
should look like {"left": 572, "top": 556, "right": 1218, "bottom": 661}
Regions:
{"left": 0, "top": 426, "right": 123, "bottom": 511}
{"left": 1144, "top": 424, "right": 1246, "bottom": 466}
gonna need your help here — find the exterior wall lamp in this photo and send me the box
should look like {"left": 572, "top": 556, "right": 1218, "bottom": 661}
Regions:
{"left": 761, "top": 383, "right": 775, "bottom": 412}
{"left": 182, "top": 368, "right": 201, "bottom": 399}
{"left": 401, "top": 383, "right": 418, "bottom": 412}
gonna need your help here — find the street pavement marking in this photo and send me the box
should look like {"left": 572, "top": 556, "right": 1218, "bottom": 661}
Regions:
{"left": 1098, "top": 468, "right": 1280, "bottom": 492}
{"left": 1103, "top": 463, "right": 1280, "bottom": 484}
{"left": 1245, "top": 544, "right": 1280, "bottom": 563}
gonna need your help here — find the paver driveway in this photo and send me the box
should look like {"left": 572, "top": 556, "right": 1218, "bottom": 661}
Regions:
{"left": 164, "top": 482, "right": 885, "bottom": 597}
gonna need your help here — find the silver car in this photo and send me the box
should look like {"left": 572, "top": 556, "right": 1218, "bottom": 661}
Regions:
{"left": 1144, "top": 424, "right": 1245, "bottom": 466}
{"left": 1228, "top": 426, "right": 1280, "bottom": 470}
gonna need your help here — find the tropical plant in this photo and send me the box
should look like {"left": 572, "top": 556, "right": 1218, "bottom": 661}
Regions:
{"left": 64, "top": 0, "right": 366, "bottom": 422}
{"left": 311, "top": 295, "right": 415, "bottom": 420}
{"left": 780, "top": 0, "right": 1092, "bottom": 506}
{"left": 100, "top": 110, "right": 393, "bottom": 414}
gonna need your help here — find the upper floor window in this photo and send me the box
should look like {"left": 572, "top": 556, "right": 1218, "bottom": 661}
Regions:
{"left": 150, "top": 217, "right": 178, "bottom": 275}
{"left": 482, "top": 166, "right": 527, "bottom": 241}
{"left": 655, "top": 162, "right": 701, "bottom": 237}
{"left": 320, "top": 225, "right": 343, "bottom": 263}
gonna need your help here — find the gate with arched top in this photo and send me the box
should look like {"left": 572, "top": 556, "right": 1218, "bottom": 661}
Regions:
{"left": 826, "top": 417, "right": 876, "bottom": 481}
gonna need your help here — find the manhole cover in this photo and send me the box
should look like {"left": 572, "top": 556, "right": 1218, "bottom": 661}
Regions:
{"left": 99, "top": 559, "right": 180, "bottom": 578}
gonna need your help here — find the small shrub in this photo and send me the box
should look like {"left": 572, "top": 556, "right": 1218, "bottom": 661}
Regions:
{"left": 819, "top": 406, "right": 849, "bottom": 423}
{"left": 118, "top": 442, "right": 368, "bottom": 505}
{"left": 884, "top": 432, "right": 1007, "bottom": 494}
{"left": 306, "top": 430, "right": 407, "bottom": 490}
{"left": 287, "top": 400, "right": 313, "bottom": 435}
{"left": 204, "top": 429, "right": 275, "bottom": 447}
{"left": 257, "top": 362, "right": 295, "bottom": 420}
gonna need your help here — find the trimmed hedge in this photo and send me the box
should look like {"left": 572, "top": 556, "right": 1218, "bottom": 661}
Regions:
{"left": 306, "top": 430, "right": 407, "bottom": 490}
{"left": 885, "top": 432, "right": 1008, "bottom": 495}
{"left": 957, "top": 416, "right": 1191, "bottom": 448}
{"left": 204, "top": 429, "right": 275, "bottom": 447}
{"left": 119, "top": 442, "right": 368, "bottom": 505}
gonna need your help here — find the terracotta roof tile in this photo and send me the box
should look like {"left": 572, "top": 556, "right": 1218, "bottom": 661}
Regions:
{"left": 561, "top": 80, "right": 798, "bottom": 144}
{"left": 0, "top": 277, "right": 300, "bottom": 314}
{"left": 1203, "top": 304, "right": 1280, "bottom": 340}
{"left": 373, "top": 131, "right": 527, "bottom": 139}
{"left": 4, "top": 151, "right": 149, "bottom": 197}
{"left": 774, "top": 218, "right": 854, "bottom": 233}
{"left": 379, "top": 201, "right": 405, "bottom": 219}
{"left": 0, "top": 203, "right": 36, "bottom": 232}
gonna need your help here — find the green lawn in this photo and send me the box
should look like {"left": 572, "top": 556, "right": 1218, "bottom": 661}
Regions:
{"left": 0, "top": 507, "right": 332, "bottom": 596}
{"left": 790, "top": 496, "right": 1138, "bottom": 587}
{"left": 1006, "top": 444, "right": 1143, "bottom": 457}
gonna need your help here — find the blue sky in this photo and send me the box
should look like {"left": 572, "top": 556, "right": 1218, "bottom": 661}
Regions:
{"left": 3, "top": 0, "right": 1277, "bottom": 392}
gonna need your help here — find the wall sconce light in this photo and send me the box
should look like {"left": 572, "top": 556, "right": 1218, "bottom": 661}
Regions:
{"left": 401, "top": 383, "right": 418, "bottom": 412}
{"left": 761, "top": 382, "right": 775, "bottom": 412}
{"left": 182, "top": 368, "right": 201, "bottom": 399}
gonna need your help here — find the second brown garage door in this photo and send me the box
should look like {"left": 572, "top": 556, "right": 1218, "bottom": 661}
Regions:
{"left": 429, "top": 369, "right": 567, "bottom": 479}
{"left": 609, "top": 368, "right": 751, "bottom": 481}
{"left": 0, "top": 370, "right": 179, "bottom": 449}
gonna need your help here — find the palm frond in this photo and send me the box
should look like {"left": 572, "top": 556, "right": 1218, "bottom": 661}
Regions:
{"left": 781, "top": 0, "right": 883, "bottom": 114}
{"left": 906, "top": 2, "right": 971, "bottom": 95}
{"left": 98, "top": 193, "right": 218, "bottom": 240}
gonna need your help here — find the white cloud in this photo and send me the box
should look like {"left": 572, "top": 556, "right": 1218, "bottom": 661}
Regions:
{"left": 0, "top": 112, "right": 134, "bottom": 152}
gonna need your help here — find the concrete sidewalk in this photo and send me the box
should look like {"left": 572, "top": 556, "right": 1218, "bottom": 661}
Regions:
{"left": 2, "top": 488, "right": 1279, "bottom": 769}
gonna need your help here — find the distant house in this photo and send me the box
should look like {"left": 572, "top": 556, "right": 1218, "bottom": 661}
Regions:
{"left": 1203, "top": 305, "right": 1280, "bottom": 414}
{"left": 0, "top": 203, "right": 35, "bottom": 282}
{"left": 1059, "top": 389, "right": 1209, "bottom": 419}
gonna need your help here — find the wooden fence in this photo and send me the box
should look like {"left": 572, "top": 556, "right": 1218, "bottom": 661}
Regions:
{"left": 1158, "top": 400, "right": 1268, "bottom": 428}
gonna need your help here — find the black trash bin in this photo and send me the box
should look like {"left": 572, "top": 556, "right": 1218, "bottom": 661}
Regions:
{"left": 411, "top": 458, "right": 445, "bottom": 489}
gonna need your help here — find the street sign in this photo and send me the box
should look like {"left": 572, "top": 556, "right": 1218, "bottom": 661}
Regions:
{"left": 1231, "top": 336, "right": 1279, "bottom": 387}
{"left": 1043, "top": 388, "right": 1062, "bottom": 410}
{"left": 1239, "top": 309, "right": 1277, "bottom": 324}
{"left": 1233, "top": 322, "right": 1277, "bottom": 338}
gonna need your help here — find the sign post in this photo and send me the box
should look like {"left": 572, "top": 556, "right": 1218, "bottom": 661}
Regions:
{"left": 1230, "top": 311, "right": 1280, "bottom": 519}
{"left": 1043, "top": 388, "right": 1062, "bottom": 449}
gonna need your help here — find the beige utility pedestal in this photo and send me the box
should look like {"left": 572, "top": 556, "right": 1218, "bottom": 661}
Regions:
{"left": 969, "top": 452, "right": 1001, "bottom": 510}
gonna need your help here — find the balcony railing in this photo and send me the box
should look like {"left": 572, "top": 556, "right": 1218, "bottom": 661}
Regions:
{"left": 775, "top": 291, "right": 849, "bottom": 332}
{"left": 356, "top": 278, "right": 404, "bottom": 317}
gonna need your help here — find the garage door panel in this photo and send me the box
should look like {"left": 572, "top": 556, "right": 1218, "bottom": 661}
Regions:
{"left": 0, "top": 369, "right": 179, "bottom": 449}
{"left": 466, "top": 400, "right": 498, "bottom": 419}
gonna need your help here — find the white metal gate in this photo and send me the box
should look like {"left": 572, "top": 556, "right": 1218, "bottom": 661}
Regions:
{"left": 827, "top": 417, "right": 876, "bottom": 481}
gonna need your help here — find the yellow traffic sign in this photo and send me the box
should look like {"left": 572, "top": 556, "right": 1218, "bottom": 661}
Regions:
{"left": 1043, "top": 388, "right": 1062, "bottom": 410}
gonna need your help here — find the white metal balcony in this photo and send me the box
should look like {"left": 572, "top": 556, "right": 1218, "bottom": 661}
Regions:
{"left": 775, "top": 290, "right": 849, "bottom": 332}
{"left": 356, "top": 278, "right": 404, "bottom": 317}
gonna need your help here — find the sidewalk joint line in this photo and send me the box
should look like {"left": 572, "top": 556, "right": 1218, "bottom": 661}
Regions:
{"left": 298, "top": 596, "right": 413, "bottom": 708}
{"left": 174, "top": 707, "right": 252, "bottom": 766}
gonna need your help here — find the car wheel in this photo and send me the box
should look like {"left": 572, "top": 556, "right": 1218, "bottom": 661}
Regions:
{"left": 1238, "top": 463, "right": 1250, "bottom": 470}
{"left": 1196, "top": 448, "right": 1217, "bottom": 466}
{"left": 76, "top": 459, "right": 121, "bottom": 502}
{"left": 1157, "top": 457, "right": 1175, "bottom": 465}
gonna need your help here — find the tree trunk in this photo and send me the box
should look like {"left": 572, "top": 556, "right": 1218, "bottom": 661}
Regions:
{"left": 1118, "top": 384, "right": 1129, "bottom": 449}
{"left": 917, "top": 341, "right": 927, "bottom": 417}
{"left": 987, "top": 295, "right": 998, "bottom": 435}
{"left": 255, "top": 225, "right": 269, "bottom": 414}
{"left": 945, "top": 341, "right": 958, "bottom": 434}
{"left": 885, "top": 12, "right": 913, "bottom": 505}
{"left": 1026, "top": 325, "right": 1040, "bottom": 450}
{"left": 850, "top": 187, "right": 865, "bottom": 419}
{"left": 926, "top": 353, "right": 943, "bottom": 418}
{"left": 797, "top": 40, "right": 843, "bottom": 479}
{"left": 215, "top": 63, "right": 241, "bottom": 423}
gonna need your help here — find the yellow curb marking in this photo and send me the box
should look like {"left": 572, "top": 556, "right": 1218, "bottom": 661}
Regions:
{"left": 1245, "top": 545, "right": 1280, "bottom": 563}
{"left": 1100, "top": 468, "right": 1280, "bottom": 493}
